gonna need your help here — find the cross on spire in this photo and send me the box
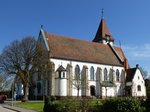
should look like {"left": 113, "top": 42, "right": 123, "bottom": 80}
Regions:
{"left": 102, "top": 8, "right": 104, "bottom": 18}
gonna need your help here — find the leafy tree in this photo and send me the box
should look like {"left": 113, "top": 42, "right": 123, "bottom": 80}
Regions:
{"left": 0, "top": 37, "right": 51, "bottom": 101}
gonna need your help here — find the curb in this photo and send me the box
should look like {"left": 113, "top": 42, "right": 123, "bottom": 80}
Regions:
{"left": 3, "top": 106, "right": 21, "bottom": 112}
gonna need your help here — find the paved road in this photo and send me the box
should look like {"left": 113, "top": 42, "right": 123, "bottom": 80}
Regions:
{"left": 0, "top": 105, "right": 15, "bottom": 112}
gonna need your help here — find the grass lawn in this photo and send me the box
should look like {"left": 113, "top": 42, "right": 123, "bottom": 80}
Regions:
{"left": 15, "top": 101, "right": 44, "bottom": 112}
{"left": 14, "top": 99, "right": 103, "bottom": 112}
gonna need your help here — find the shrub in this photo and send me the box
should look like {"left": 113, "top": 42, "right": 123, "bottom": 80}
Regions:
{"left": 99, "top": 97, "right": 146, "bottom": 112}
{"left": 145, "top": 98, "right": 150, "bottom": 112}
{"left": 43, "top": 96, "right": 77, "bottom": 112}
{"left": 43, "top": 96, "right": 94, "bottom": 112}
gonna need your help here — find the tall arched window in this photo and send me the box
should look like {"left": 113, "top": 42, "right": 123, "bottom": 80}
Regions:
{"left": 104, "top": 68, "right": 107, "bottom": 81}
{"left": 109, "top": 69, "right": 113, "bottom": 82}
{"left": 116, "top": 69, "right": 120, "bottom": 82}
{"left": 121, "top": 70, "right": 125, "bottom": 83}
{"left": 96, "top": 68, "right": 101, "bottom": 81}
{"left": 75, "top": 65, "right": 80, "bottom": 79}
{"left": 90, "top": 66, "right": 94, "bottom": 80}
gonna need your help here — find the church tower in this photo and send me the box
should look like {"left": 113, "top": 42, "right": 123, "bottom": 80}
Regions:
{"left": 55, "top": 65, "right": 67, "bottom": 96}
{"left": 92, "top": 13, "right": 114, "bottom": 45}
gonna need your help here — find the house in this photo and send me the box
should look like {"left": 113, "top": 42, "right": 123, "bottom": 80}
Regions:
{"left": 126, "top": 64, "right": 146, "bottom": 98}
{"left": 16, "top": 16, "right": 146, "bottom": 99}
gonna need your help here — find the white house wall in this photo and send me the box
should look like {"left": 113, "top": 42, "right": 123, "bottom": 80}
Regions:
{"left": 132, "top": 69, "right": 146, "bottom": 97}
{"left": 50, "top": 58, "right": 125, "bottom": 97}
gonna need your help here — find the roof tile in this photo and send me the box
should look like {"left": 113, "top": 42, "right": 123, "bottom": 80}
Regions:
{"left": 45, "top": 32, "right": 124, "bottom": 66}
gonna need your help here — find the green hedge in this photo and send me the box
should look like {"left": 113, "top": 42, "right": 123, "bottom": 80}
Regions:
{"left": 43, "top": 96, "right": 78, "bottom": 112}
{"left": 43, "top": 97, "right": 150, "bottom": 112}
{"left": 100, "top": 98, "right": 146, "bottom": 112}
{"left": 43, "top": 96, "right": 94, "bottom": 112}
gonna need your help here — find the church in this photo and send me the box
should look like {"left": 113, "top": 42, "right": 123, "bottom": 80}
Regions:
{"left": 16, "top": 16, "right": 146, "bottom": 99}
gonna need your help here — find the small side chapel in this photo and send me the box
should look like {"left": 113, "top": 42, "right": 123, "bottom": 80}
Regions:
{"left": 17, "top": 15, "right": 146, "bottom": 99}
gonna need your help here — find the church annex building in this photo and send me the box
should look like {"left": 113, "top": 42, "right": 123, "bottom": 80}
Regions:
{"left": 16, "top": 16, "right": 146, "bottom": 99}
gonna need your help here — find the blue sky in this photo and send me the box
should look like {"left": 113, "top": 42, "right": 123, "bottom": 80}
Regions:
{"left": 0, "top": 0, "right": 150, "bottom": 74}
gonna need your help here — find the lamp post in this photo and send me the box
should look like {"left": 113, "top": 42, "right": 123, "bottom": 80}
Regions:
{"left": 12, "top": 81, "right": 14, "bottom": 106}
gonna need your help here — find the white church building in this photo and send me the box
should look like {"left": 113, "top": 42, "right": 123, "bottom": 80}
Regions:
{"left": 16, "top": 17, "right": 146, "bottom": 99}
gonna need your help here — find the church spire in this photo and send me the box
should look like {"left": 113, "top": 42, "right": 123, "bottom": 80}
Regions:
{"left": 92, "top": 11, "right": 114, "bottom": 45}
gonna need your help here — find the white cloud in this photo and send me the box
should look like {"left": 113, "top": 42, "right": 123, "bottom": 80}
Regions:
{"left": 122, "top": 44, "right": 150, "bottom": 76}
{"left": 122, "top": 44, "right": 150, "bottom": 59}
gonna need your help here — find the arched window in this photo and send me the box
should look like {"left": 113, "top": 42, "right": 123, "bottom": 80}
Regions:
{"left": 137, "top": 85, "right": 141, "bottom": 91}
{"left": 75, "top": 65, "right": 80, "bottom": 79}
{"left": 37, "top": 82, "right": 41, "bottom": 93}
{"left": 63, "top": 72, "right": 65, "bottom": 78}
{"left": 109, "top": 69, "right": 113, "bottom": 82}
{"left": 38, "top": 73, "right": 41, "bottom": 80}
{"left": 96, "top": 68, "right": 101, "bottom": 81}
{"left": 121, "top": 70, "right": 125, "bottom": 82}
{"left": 59, "top": 71, "right": 61, "bottom": 78}
{"left": 104, "top": 68, "right": 107, "bottom": 81}
{"left": 90, "top": 66, "right": 94, "bottom": 80}
{"left": 116, "top": 69, "right": 120, "bottom": 82}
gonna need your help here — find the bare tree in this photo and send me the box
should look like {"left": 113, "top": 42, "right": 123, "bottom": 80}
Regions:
{"left": 0, "top": 70, "right": 13, "bottom": 92}
{"left": 0, "top": 37, "right": 51, "bottom": 101}
{"left": 72, "top": 73, "right": 81, "bottom": 97}
{"left": 0, "top": 74, "right": 6, "bottom": 91}
{"left": 72, "top": 69, "right": 88, "bottom": 97}
{"left": 140, "top": 67, "right": 148, "bottom": 79}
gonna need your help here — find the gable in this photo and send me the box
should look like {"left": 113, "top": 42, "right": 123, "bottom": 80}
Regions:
{"left": 133, "top": 69, "right": 145, "bottom": 82}
{"left": 126, "top": 68, "right": 145, "bottom": 82}
{"left": 37, "top": 29, "right": 50, "bottom": 51}
{"left": 126, "top": 68, "right": 136, "bottom": 82}
{"left": 44, "top": 32, "right": 124, "bottom": 66}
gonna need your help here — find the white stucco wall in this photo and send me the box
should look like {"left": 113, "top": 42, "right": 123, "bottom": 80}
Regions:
{"left": 132, "top": 69, "right": 146, "bottom": 97}
{"left": 51, "top": 58, "right": 125, "bottom": 97}
{"left": 55, "top": 78, "right": 67, "bottom": 96}
{"left": 102, "top": 40, "right": 114, "bottom": 46}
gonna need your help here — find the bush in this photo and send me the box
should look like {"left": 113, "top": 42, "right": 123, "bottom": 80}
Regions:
{"left": 43, "top": 96, "right": 93, "bottom": 112}
{"left": 43, "top": 96, "right": 77, "bottom": 112}
{"left": 43, "top": 96, "right": 149, "bottom": 112}
{"left": 145, "top": 98, "right": 150, "bottom": 112}
{"left": 99, "top": 97, "right": 146, "bottom": 112}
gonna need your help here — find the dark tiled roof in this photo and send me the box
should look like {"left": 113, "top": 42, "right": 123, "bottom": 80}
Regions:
{"left": 56, "top": 65, "right": 66, "bottom": 71}
{"left": 93, "top": 18, "right": 114, "bottom": 42}
{"left": 45, "top": 32, "right": 124, "bottom": 66}
{"left": 113, "top": 46, "right": 125, "bottom": 61}
{"left": 126, "top": 68, "right": 136, "bottom": 82}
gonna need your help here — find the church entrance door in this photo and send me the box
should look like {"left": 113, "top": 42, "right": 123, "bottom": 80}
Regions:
{"left": 90, "top": 85, "right": 95, "bottom": 96}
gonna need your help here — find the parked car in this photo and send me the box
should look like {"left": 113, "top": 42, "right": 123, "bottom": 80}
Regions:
{"left": 0, "top": 95, "right": 7, "bottom": 100}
